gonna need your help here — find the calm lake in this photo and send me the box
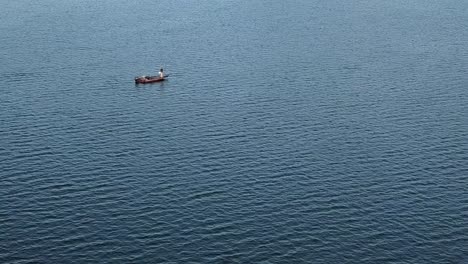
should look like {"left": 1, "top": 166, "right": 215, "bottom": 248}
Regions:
{"left": 1, "top": 0, "right": 467, "bottom": 263}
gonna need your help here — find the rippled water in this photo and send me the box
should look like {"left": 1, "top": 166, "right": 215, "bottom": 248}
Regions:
{"left": 1, "top": 0, "right": 468, "bottom": 263}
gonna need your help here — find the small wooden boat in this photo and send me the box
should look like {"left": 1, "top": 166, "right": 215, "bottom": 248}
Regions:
{"left": 134, "top": 75, "right": 168, "bottom": 84}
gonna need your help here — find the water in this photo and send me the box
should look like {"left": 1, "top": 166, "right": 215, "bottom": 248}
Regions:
{"left": 1, "top": 0, "right": 467, "bottom": 263}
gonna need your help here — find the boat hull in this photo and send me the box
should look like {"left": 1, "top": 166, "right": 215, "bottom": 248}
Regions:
{"left": 135, "top": 76, "right": 166, "bottom": 84}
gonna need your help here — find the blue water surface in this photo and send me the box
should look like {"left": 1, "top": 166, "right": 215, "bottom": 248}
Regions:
{"left": 1, "top": 0, "right": 467, "bottom": 263}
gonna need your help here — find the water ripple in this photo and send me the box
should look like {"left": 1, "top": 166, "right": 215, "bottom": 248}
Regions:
{"left": 1, "top": 0, "right": 468, "bottom": 263}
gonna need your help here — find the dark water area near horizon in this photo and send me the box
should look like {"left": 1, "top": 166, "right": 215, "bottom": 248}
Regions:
{"left": 1, "top": 0, "right": 468, "bottom": 263}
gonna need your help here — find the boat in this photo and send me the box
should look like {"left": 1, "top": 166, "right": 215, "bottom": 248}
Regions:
{"left": 134, "top": 75, "right": 168, "bottom": 84}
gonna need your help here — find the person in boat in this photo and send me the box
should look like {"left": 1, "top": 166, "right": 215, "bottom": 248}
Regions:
{"left": 158, "top": 68, "right": 164, "bottom": 78}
